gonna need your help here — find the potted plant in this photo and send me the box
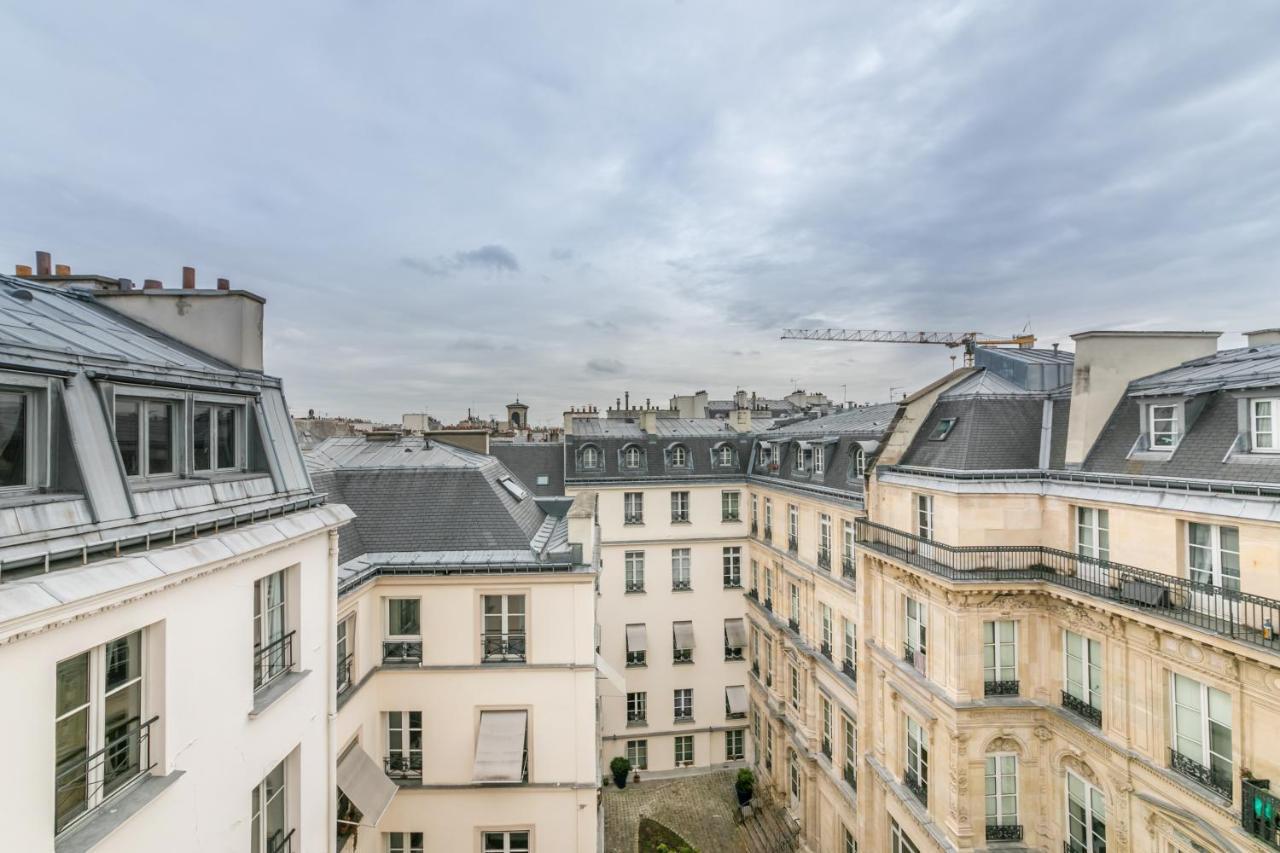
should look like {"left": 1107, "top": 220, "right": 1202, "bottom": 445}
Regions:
{"left": 735, "top": 768, "right": 755, "bottom": 806}
{"left": 611, "top": 755, "right": 632, "bottom": 789}
{"left": 633, "top": 768, "right": 641, "bottom": 784}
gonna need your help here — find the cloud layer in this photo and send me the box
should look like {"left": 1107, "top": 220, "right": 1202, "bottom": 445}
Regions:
{"left": 3, "top": 1, "right": 1279, "bottom": 424}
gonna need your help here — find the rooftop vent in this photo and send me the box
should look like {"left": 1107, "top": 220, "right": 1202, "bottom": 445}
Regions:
{"left": 366, "top": 430, "right": 402, "bottom": 442}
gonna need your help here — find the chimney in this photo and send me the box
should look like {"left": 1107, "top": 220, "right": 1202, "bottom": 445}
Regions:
{"left": 1063, "top": 331, "right": 1221, "bottom": 466}
{"left": 35, "top": 251, "right": 51, "bottom": 276}
{"left": 182, "top": 266, "right": 196, "bottom": 289}
{"left": 624, "top": 391, "right": 630, "bottom": 410}
{"left": 55, "top": 264, "right": 71, "bottom": 275}
{"left": 144, "top": 279, "right": 163, "bottom": 290}
{"left": 639, "top": 409, "right": 658, "bottom": 433}
{"left": 1245, "top": 328, "right": 1280, "bottom": 348}
{"left": 729, "top": 407, "right": 753, "bottom": 433}
{"left": 14, "top": 265, "right": 31, "bottom": 276}
{"left": 217, "top": 278, "right": 230, "bottom": 291}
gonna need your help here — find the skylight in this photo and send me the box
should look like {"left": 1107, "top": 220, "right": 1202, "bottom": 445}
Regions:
{"left": 929, "top": 417, "right": 957, "bottom": 441}
{"left": 498, "top": 476, "right": 529, "bottom": 500}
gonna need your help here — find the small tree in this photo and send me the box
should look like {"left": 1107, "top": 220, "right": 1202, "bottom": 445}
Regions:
{"left": 735, "top": 768, "right": 755, "bottom": 804}
{"left": 610, "top": 755, "right": 632, "bottom": 788}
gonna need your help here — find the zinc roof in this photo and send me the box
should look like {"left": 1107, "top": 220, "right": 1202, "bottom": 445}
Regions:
{"left": 1128, "top": 344, "right": 1280, "bottom": 397}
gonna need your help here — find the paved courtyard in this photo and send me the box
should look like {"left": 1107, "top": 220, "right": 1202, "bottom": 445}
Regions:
{"left": 603, "top": 768, "right": 748, "bottom": 853}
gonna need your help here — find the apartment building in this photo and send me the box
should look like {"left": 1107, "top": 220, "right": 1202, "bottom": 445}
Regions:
{"left": 0, "top": 272, "right": 351, "bottom": 853}
{"left": 857, "top": 331, "right": 1280, "bottom": 853}
{"left": 563, "top": 410, "right": 754, "bottom": 775}
{"left": 307, "top": 436, "right": 602, "bottom": 852}
{"left": 743, "top": 403, "right": 897, "bottom": 851}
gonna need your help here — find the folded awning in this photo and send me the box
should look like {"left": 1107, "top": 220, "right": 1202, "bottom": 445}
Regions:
{"left": 473, "top": 710, "right": 528, "bottom": 783}
{"left": 626, "top": 623, "right": 647, "bottom": 653}
{"left": 724, "top": 618, "right": 747, "bottom": 648}
{"left": 595, "top": 653, "right": 625, "bottom": 697}
{"left": 336, "top": 743, "right": 398, "bottom": 825}
{"left": 726, "top": 685, "right": 748, "bottom": 716}
{"left": 673, "top": 621, "right": 695, "bottom": 650}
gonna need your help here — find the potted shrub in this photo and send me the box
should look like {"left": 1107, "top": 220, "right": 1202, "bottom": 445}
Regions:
{"left": 735, "top": 768, "right": 755, "bottom": 806}
{"left": 610, "top": 755, "right": 632, "bottom": 789}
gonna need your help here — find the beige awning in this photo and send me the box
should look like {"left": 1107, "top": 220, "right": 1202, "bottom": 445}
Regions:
{"left": 726, "top": 685, "right": 749, "bottom": 716}
{"left": 473, "top": 710, "right": 528, "bottom": 783}
{"left": 336, "top": 743, "right": 398, "bottom": 825}
{"left": 724, "top": 618, "right": 747, "bottom": 648}
{"left": 595, "top": 653, "right": 625, "bottom": 697}
{"left": 673, "top": 621, "right": 695, "bottom": 650}
{"left": 625, "top": 623, "right": 647, "bottom": 653}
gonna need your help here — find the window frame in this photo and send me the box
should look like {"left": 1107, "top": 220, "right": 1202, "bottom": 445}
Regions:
{"left": 250, "top": 757, "right": 289, "bottom": 853}
{"left": 985, "top": 753, "right": 1019, "bottom": 829}
{"left": 928, "top": 418, "right": 957, "bottom": 441}
{"left": 1063, "top": 630, "right": 1103, "bottom": 711}
{"left": 482, "top": 830, "right": 531, "bottom": 853}
{"left": 669, "top": 443, "right": 688, "bottom": 468}
{"left": 904, "top": 715, "right": 928, "bottom": 799}
{"left": 626, "top": 739, "right": 648, "bottom": 770}
{"left": 671, "top": 548, "right": 692, "bottom": 590}
{"left": 915, "top": 493, "right": 933, "bottom": 540}
{"left": 254, "top": 569, "right": 291, "bottom": 689}
{"left": 1186, "top": 522, "right": 1241, "bottom": 591}
{"left": 626, "top": 691, "right": 647, "bottom": 723}
{"left": 578, "top": 444, "right": 601, "bottom": 470}
{"left": 1065, "top": 771, "right": 1106, "bottom": 853}
{"left": 725, "top": 728, "right": 745, "bottom": 761}
{"left": 1149, "top": 403, "right": 1181, "bottom": 449}
{"left": 114, "top": 395, "right": 180, "bottom": 479}
{"left": 384, "top": 597, "right": 421, "bottom": 642}
{"left": 386, "top": 832, "right": 425, "bottom": 853}
{"left": 386, "top": 710, "right": 423, "bottom": 777}
{"left": 1076, "top": 506, "right": 1110, "bottom": 562}
{"left": 674, "top": 688, "right": 694, "bottom": 720}
{"left": 813, "top": 444, "right": 825, "bottom": 475}
{"left": 904, "top": 595, "right": 927, "bottom": 672}
{"left": 721, "top": 489, "right": 740, "bottom": 522}
{"left": 722, "top": 546, "right": 742, "bottom": 587}
{"left": 1170, "top": 672, "right": 1232, "bottom": 786}
{"left": 192, "top": 401, "right": 246, "bottom": 473}
{"left": 1252, "top": 398, "right": 1279, "bottom": 452}
{"left": 624, "top": 550, "right": 646, "bottom": 592}
{"left": 622, "top": 444, "right": 643, "bottom": 469}
{"left": 623, "top": 491, "right": 644, "bottom": 524}
{"left": 674, "top": 734, "right": 694, "bottom": 766}
{"left": 717, "top": 443, "right": 735, "bottom": 466}
{"left": 891, "top": 818, "right": 920, "bottom": 853}
{"left": 0, "top": 384, "right": 39, "bottom": 492}
{"left": 670, "top": 490, "right": 690, "bottom": 523}
{"left": 983, "top": 620, "right": 1017, "bottom": 684}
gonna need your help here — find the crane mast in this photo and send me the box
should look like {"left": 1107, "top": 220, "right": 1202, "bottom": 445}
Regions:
{"left": 780, "top": 328, "right": 1036, "bottom": 366}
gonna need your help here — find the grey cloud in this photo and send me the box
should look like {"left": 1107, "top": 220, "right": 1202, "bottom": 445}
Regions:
{"left": 550, "top": 247, "right": 575, "bottom": 261}
{"left": 401, "top": 244, "right": 520, "bottom": 277}
{"left": 586, "top": 358, "right": 624, "bottom": 375}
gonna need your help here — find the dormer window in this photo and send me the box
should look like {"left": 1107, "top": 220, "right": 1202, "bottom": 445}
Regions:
{"left": 193, "top": 403, "right": 242, "bottom": 472}
{"left": 852, "top": 446, "right": 866, "bottom": 478}
{"left": 1252, "top": 399, "right": 1277, "bottom": 452}
{"left": 717, "top": 444, "right": 734, "bottom": 466}
{"left": 623, "top": 445, "right": 643, "bottom": 468}
{"left": 794, "top": 446, "right": 806, "bottom": 472}
{"left": 759, "top": 445, "right": 773, "bottom": 466}
{"left": 0, "top": 388, "right": 31, "bottom": 489}
{"left": 579, "top": 445, "right": 601, "bottom": 469}
{"left": 115, "top": 398, "right": 176, "bottom": 477}
{"left": 813, "top": 446, "right": 825, "bottom": 475}
{"left": 670, "top": 444, "right": 688, "bottom": 467}
{"left": 928, "top": 418, "right": 957, "bottom": 441}
{"left": 1149, "top": 404, "right": 1180, "bottom": 449}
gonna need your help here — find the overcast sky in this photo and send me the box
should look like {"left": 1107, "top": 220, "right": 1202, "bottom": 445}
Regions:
{"left": 3, "top": 2, "right": 1279, "bottom": 425}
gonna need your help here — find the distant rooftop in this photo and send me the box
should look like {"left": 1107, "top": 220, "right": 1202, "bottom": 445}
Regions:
{"left": 765, "top": 402, "right": 898, "bottom": 437}
{"left": 1128, "top": 344, "right": 1280, "bottom": 397}
{"left": 571, "top": 417, "right": 737, "bottom": 438}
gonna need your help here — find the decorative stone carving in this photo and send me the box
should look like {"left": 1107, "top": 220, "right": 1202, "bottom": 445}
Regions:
{"left": 1058, "top": 752, "right": 1099, "bottom": 786}
{"left": 1177, "top": 640, "right": 1204, "bottom": 663}
{"left": 1033, "top": 725, "right": 1053, "bottom": 742}
{"left": 985, "top": 735, "right": 1024, "bottom": 756}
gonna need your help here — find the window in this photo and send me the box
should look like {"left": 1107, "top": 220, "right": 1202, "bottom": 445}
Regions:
{"left": 750, "top": 559, "right": 759, "bottom": 593}
{"left": 1187, "top": 522, "right": 1240, "bottom": 591}
{"left": 674, "top": 735, "right": 694, "bottom": 766}
{"left": 625, "top": 624, "right": 647, "bottom": 666}
{"left": 819, "top": 514, "right": 831, "bottom": 565}
{"left": 624, "top": 551, "right": 645, "bottom": 592}
{"left": 580, "top": 445, "right": 600, "bottom": 469}
{"left": 985, "top": 754, "right": 1018, "bottom": 830}
{"left": 386, "top": 832, "right": 424, "bottom": 853}
{"left": 1064, "top": 630, "right": 1103, "bottom": 719}
{"left": 842, "top": 519, "right": 856, "bottom": 578}
{"left": 1149, "top": 404, "right": 1180, "bottom": 449}
{"left": 383, "top": 597, "right": 421, "bottom": 663}
{"left": 916, "top": 494, "right": 933, "bottom": 540}
{"left": 718, "top": 444, "right": 735, "bottom": 466}
{"left": 337, "top": 613, "right": 354, "bottom": 692}
{"left": 821, "top": 604, "right": 832, "bottom": 653}
{"left": 853, "top": 445, "right": 867, "bottom": 477}
{"left": 674, "top": 688, "right": 693, "bottom": 720}
{"left": 765, "top": 643, "right": 774, "bottom": 687}
{"left": 843, "top": 618, "right": 856, "bottom": 672}
{"left": 722, "top": 490, "right": 740, "bottom": 521}
{"left": 386, "top": 711, "right": 423, "bottom": 778}
{"left": 723, "top": 546, "right": 742, "bottom": 587}
{"left": 764, "top": 498, "right": 773, "bottom": 535}
{"left": 671, "top": 490, "right": 690, "bottom": 522}
{"left": 928, "top": 417, "right": 957, "bottom": 441}
{"left": 764, "top": 722, "right": 774, "bottom": 770}
{"left": 254, "top": 570, "right": 291, "bottom": 689}
{"left": 1066, "top": 771, "right": 1106, "bottom": 853}
{"left": 115, "top": 398, "right": 175, "bottom": 477}
{"left": 623, "top": 445, "right": 643, "bottom": 468}
{"left": 251, "top": 759, "right": 289, "bottom": 853}
{"left": 843, "top": 826, "right": 857, "bottom": 853}
{"left": 789, "top": 664, "right": 800, "bottom": 708}
{"left": 842, "top": 715, "right": 857, "bottom": 787}
{"left": 821, "top": 696, "right": 832, "bottom": 755}
{"left": 1171, "top": 673, "right": 1232, "bottom": 794}
{"left": 764, "top": 563, "right": 775, "bottom": 604}
{"left": 193, "top": 403, "right": 241, "bottom": 471}
{"left": 788, "top": 504, "right": 799, "bottom": 543}
{"left": 890, "top": 819, "right": 920, "bottom": 853}
{"left": 760, "top": 444, "right": 773, "bottom": 466}
{"left": 54, "top": 631, "right": 148, "bottom": 834}
{"left": 627, "top": 692, "right": 647, "bottom": 723}
{"left": 813, "top": 445, "right": 825, "bottom": 474}
{"left": 0, "top": 388, "right": 31, "bottom": 488}
{"left": 672, "top": 621, "right": 694, "bottom": 663}
{"left": 483, "top": 831, "right": 530, "bottom": 853}
{"left": 627, "top": 739, "right": 648, "bottom": 770}
{"left": 789, "top": 751, "right": 801, "bottom": 807}
{"left": 497, "top": 476, "right": 528, "bottom": 500}
{"left": 482, "top": 594, "right": 526, "bottom": 662}
{"left": 789, "top": 582, "right": 800, "bottom": 624}
{"left": 671, "top": 548, "right": 691, "bottom": 590}
{"left": 623, "top": 492, "right": 644, "bottom": 524}
{"left": 751, "top": 495, "right": 759, "bottom": 529}
{"left": 726, "top": 729, "right": 745, "bottom": 761}
{"left": 904, "top": 596, "right": 927, "bottom": 674}
{"left": 983, "top": 620, "right": 1017, "bottom": 685}
{"left": 794, "top": 445, "right": 806, "bottom": 472}
{"left": 1076, "top": 507, "right": 1110, "bottom": 562}
{"left": 670, "top": 444, "right": 688, "bottom": 467}
{"left": 1253, "top": 399, "right": 1279, "bottom": 451}
{"left": 904, "top": 716, "right": 928, "bottom": 803}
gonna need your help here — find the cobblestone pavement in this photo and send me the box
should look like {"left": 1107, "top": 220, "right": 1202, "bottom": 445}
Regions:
{"left": 603, "top": 768, "right": 748, "bottom": 853}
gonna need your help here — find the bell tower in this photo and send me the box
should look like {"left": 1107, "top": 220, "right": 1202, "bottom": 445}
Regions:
{"left": 506, "top": 398, "right": 529, "bottom": 431}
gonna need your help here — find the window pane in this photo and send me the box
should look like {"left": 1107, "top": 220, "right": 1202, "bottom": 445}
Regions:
{"left": 193, "top": 405, "right": 212, "bottom": 470}
{"left": 105, "top": 631, "right": 142, "bottom": 691}
{"left": 115, "top": 399, "right": 141, "bottom": 476}
{"left": 217, "top": 406, "right": 237, "bottom": 468}
{"left": 147, "top": 401, "right": 174, "bottom": 475}
{"left": 103, "top": 681, "right": 143, "bottom": 796}
{"left": 56, "top": 652, "right": 90, "bottom": 716}
{"left": 0, "top": 391, "right": 27, "bottom": 487}
{"left": 390, "top": 599, "right": 420, "bottom": 635}
{"left": 55, "top": 708, "right": 89, "bottom": 830}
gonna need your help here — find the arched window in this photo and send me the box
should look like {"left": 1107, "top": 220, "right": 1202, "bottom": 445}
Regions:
{"left": 580, "top": 445, "right": 600, "bottom": 469}
{"left": 717, "top": 444, "right": 734, "bottom": 466}
{"left": 623, "top": 445, "right": 643, "bottom": 468}
{"left": 670, "top": 444, "right": 688, "bottom": 467}
{"left": 853, "top": 446, "right": 866, "bottom": 478}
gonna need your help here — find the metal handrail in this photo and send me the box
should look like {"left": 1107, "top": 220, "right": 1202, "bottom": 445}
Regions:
{"left": 337, "top": 652, "right": 354, "bottom": 692}
{"left": 384, "top": 754, "right": 422, "bottom": 780}
{"left": 267, "top": 828, "right": 296, "bottom": 853}
{"left": 253, "top": 630, "right": 295, "bottom": 690}
{"left": 382, "top": 640, "right": 423, "bottom": 663}
{"left": 481, "top": 632, "right": 526, "bottom": 662}
{"left": 55, "top": 714, "right": 159, "bottom": 834}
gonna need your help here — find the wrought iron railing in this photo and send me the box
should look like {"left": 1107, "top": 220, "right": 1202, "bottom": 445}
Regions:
{"left": 904, "top": 768, "right": 927, "bottom": 805}
{"left": 627, "top": 651, "right": 646, "bottom": 666}
{"left": 752, "top": 660, "right": 760, "bottom": 676}
{"left": 624, "top": 512, "right": 644, "bottom": 524}
{"left": 254, "top": 630, "right": 295, "bottom": 690}
{"left": 787, "top": 617, "right": 800, "bottom": 634}
{"left": 747, "top": 587, "right": 759, "bottom": 600}
{"left": 673, "top": 648, "right": 693, "bottom": 663}
{"left": 268, "top": 828, "right": 295, "bottom": 853}
{"left": 672, "top": 513, "right": 689, "bottom": 523}
{"left": 818, "top": 549, "right": 831, "bottom": 570}
{"left": 820, "top": 642, "right": 832, "bottom": 660}
{"left": 857, "top": 519, "right": 1280, "bottom": 654}
{"left": 1243, "top": 778, "right": 1279, "bottom": 849}
{"left": 763, "top": 597, "right": 773, "bottom": 612}
{"left": 481, "top": 632, "right": 526, "bottom": 662}
{"left": 624, "top": 580, "right": 645, "bottom": 593}
{"left": 725, "top": 646, "right": 745, "bottom": 661}
{"left": 843, "top": 764, "right": 857, "bottom": 791}
{"left": 984, "top": 679, "right": 1020, "bottom": 697}
{"left": 763, "top": 525, "right": 773, "bottom": 543}
{"left": 672, "top": 580, "right": 692, "bottom": 591}
{"left": 751, "top": 520, "right": 759, "bottom": 535}
{"left": 821, "top": 737, "right": 832, "bottom": 758}
{"left": 1169, "top": 748, "right": 1232, "bottom": 800}
{"left": 382, "top": 640, "right": 423, "bottom": 664}
{"left": 842, "top": 554, "right": 855, "bottom": 581}
{"left": 842, "top": 658, "right": 857, "bottom": 682}
{"left": 384, "top": 754, "right": 422, "bottom": 780}
{"left": 54, "top": 715, "right": 159, "bottom": 834}
{"left": 985, "top": 823, "right": 1023, "bottom": 842}
{"left": 674, "top": 709, "right": 693, "bottom": 722}
{"left": 1061, "top": 691, "right": 1102, "bottom": 727}
{"left": 788, "top": 535, "right": 798, "bottom": 553}
{"left": 337, "top": 652, "right": 354, "bottom": 693}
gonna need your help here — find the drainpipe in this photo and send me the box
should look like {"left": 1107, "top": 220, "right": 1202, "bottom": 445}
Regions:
{"left": 327, "top": 528, "right": 339, "bottom": 853}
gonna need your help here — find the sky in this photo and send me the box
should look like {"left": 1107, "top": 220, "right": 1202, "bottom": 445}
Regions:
{"left": 3, "top": 1, "right": 1279, "bottom": 425}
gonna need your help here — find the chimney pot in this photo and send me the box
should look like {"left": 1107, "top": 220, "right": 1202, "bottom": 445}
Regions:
{"left": 216, "top": 278, "right": 230, "bottom": 291}
{"left": 144, "top": 279, "right": 163, "bottom": 290}
{"left": 15, "top": 264, "right": 32, "bottom": 276}
{"left": 118, "top": 278, "right": 135, "bottom": 290}
{"left": 35, "top": 251, "right": 51, "bottom": 276}
{"left": 55, "top": 264, "right": 71, "bottom": 275}
{"left": 182, "top": 266, "right": 196, "bottom": 289}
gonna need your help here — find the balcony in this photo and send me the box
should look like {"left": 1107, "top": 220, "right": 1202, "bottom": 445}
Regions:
{"left": 841, "top": 658, "right": 857, "bottom": 682}
{"left": 788, "top": 535, "right": 798, "bottom": 553}
{"left": 904, "top": 768, "right": 928, "bottom": 805}
{"left": 54, "top": 715, "right": 159, "bottom": 833}
{"left": 672, "top": 580, "right": 692, "bottom": 591}
{"left": 820, "top": 642, "right": 832, "bottom": 660}
{"left": 337, "top": 652, "right": 354, "bottom": 693}
{"left": 843, "top": 764, "right": 857, "bottom": 791}
{"left": 383, "top": 640, "right": 423, "bottom": 664}
{"left": 624, "top": 581, "right": 645, "bottom": 593}
{"left": 763, "top": 525, "right": 773, "bottom": 543}
{"left": 985, "top": 824, "right": 1024, "bottom": 842}
{"left": 984, "top": 679, "right": 1020, "bottom": 697}
{"left": 817, "top": 549, "right": 831, "bottom": 570}
{"left": 253, "top": 631, "right": 295, "bottom": 691}
{"left": 268, "top": 829, "right": 296, "bottom": 853}
{"left": 1061, "top": 690, "right": 1102, "bottom": 727}
{"left": 481, "top": 632, "right": 526, "bottom": 663}
{"left": 787, "top": 617, "right": 800, "bottom": 634}
{"left": 725, "top": 646, "right": 745, "bottom": 661}
{"left": 857, "top": 519, "right": 1280, "bottom": 655}
{"left": 821, "top": 737, "right": 832, "bottom": 758}
{"left": 384, "top": 754, "right": 422, "bottom": 782}
{"left": 842, "top": 554, "right": 855, "bottom": 581}
{"left": 1169, "top": 748, "right": 1232, "bottom": 800}
{"left": 1242, "top": 778, "right": 1278, "bottom": 849}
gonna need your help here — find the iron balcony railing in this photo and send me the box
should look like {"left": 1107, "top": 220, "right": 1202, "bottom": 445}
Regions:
{"left": 337, "top": 652, "right": 354, "bottom": 693}
{"left": 672, "top": 512, "right": 689, "bottom": 523}
{"left": 55, "top": 715, "right": 159, "bottom": 834}
{"left": 382, "top": 640, "right": 423, "bottom": 664}
{"left": 384, "top": 754, "right": 422, "bottom": 780}
{"left": 787, "top": 616, "right": 800, "bottom": 633}
{"left": 842, "top": 554, "right": 855, "bottom": 581}
{"left": 985, "top": 824, "right": 1024, "bottom": 842}
{"left": 1169, "top": 748, "right": 1232, "bottom": 800}
{"left": 821, "top": 737, "right": 832, "bottom": 758}
{"left": 817, "top": 549, "right": 831, "bottom": 570}
{"left": 788, "top": 535, "right": 798, "bottom": 553}
{"left": 763, "top": 525, "right": 773, "bottom": 543}
{"left": 857, "top": 519, "right": 1280, "bottom": 655}
{"left": 626, "top": 651, "right": 646, "bottom": 666}
{"left": 751, "top": 520, "right": 759, "bottom": 535}
{"left": 254, "top": 630, "right": 295, "bottom": 691}
{"left": 624, "top": 580, "right": 645, "bottom": 593}
{"left": 752, "top": 660, "right": 760, "bottom": 676}
{"left": 674, "top": 709, "right": 693, "bottom": 722}
{"left": 267, "top": 828, "right": 296, "bottom": 853}
{"left": 747, "top": 587, "right": 759, "bottom": 600}
{"left": 1243, "top": 778, "right": 1278, "bottom": 849}
{"left": 843, "top": 764, "right": 857, "bottom": 791}
{"left": 904, "top": 768, "right": 927, "bottom": 805}
{"left": 842, "top": 658, "right": 857, "bottom": 682}
{"left": 1061, "top": 691, "right": 1103, "bottom": 727}
{"left": 674, "top": 648, "right": 693, "bottom": 664}
{"left": 820, "top": 642, "right": 832, "bottom": 660}
{"left": 481, "top": 632, "right": 526, "bottom": 662}
{"left": 985, "top": 679, "right": 1020, "bottom": 697}
{"left": 763, "top": 597, "right": 773, "bottom": 612}
{"left": 672, "top": 579, "right": 692, "bottom": 591}
{"left": 624, "top": 513, "right": 643, "bottom": 524}
{"left": 725, "top": 646, "right": 745, "bottom": 661}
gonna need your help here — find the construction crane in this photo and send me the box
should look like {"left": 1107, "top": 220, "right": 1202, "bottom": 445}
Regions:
{"left": 780, "top": 328, "right": 1036, "bottom": 366}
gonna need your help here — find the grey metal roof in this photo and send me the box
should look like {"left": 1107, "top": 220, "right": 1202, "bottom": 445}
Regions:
{"left": 977, "top": 347, "right": 1074, "bottom": 365}
{"left": 570, "top": 417, "right": 737, "bottom": 437}
{"left": 899, "top": 398, "right": 1046, "bottom": 470}
{"left": 937, "top": 370, "right": 1038, "bottom": 399}
{"left": 1128, "top": 344, "right": 1280, "bottom": 397}
{"left": 765, "top": 403, "right": 898, "bottom": 437}
{"left": 488, "top": 443, "right": 565, "bottom": 497}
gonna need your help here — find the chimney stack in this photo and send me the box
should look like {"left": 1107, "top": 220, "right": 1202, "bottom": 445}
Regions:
{"left": 35, "top": 251, "right": 51, "bottom": 276}
{"left": 14, "top": 265, "right": 31, "bottom": 276}
{"left": 144, "top": 279, "right": 163, "bottom": 290}
{"left": 182, "top": 266, "right": 196, "bottom": 289}
{"left": 1245, "top": 328, "right": 1280, "bottom": 348}
{"left": 217, "top": 278, "right": 230, "bottom": 291}
{"left": 55, "top": 264, "right": 70, "bottom": 276}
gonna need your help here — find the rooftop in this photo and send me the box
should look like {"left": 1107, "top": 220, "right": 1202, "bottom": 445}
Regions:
{"left": 1128, "top": 343, "right": 1280, "bottom": 397}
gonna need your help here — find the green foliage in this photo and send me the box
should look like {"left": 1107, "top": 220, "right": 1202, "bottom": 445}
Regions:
{"left": 735, "top": 767, "right": 755, "bottom": 795}
{"left": 638, "top": 817, "right": 697, "bottom": 853}
{"left": 610, "top": 755, "right": 632, "bottom": 777}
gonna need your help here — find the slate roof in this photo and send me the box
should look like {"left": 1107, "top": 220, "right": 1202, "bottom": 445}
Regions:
{"left": 570, "top": 417, "right": 738, "bottom": 437}
{"left": 488, "top": 443, "right": 566, "bottom": 496}
{"left": 1128, "top": 344, "right": 1280, "bottom": 397}
{"left": 565, "top": 422, "right": 752, "bottom": 482}
{"left": 899, "top": 397, "right": 1048, "bottom": 470}
{"left": 748, "top": 403, "right": 898, "bottom": 499}
{"left": 765, "top": 403, "right": 898, "bottom": 437}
